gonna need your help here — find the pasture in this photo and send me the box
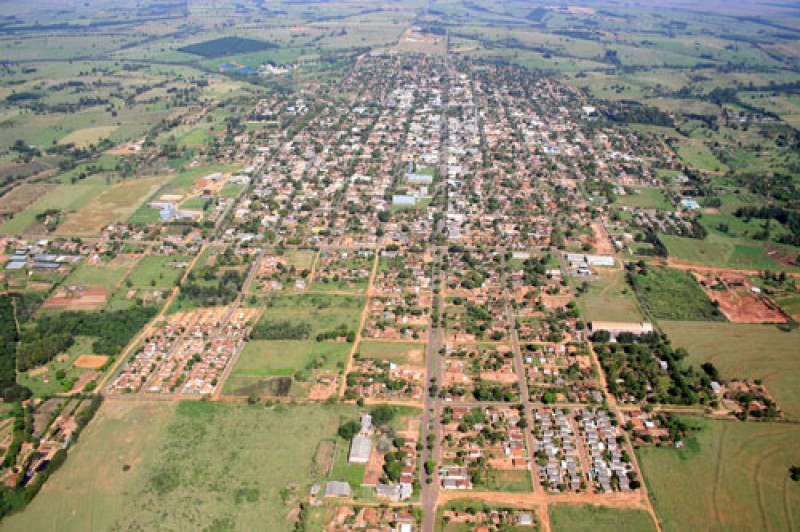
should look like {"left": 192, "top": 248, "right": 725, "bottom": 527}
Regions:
{"left": 638, "top": 418, "right": 800, "bottom": 532}
{"left": 661, "top": 321, "right": 800, "bottom": 419}
{"left": 549, "top": 504, "right": 657, "bottom": 532}
{"left": 4, "top": 400, "right": 359, "bottom": 532}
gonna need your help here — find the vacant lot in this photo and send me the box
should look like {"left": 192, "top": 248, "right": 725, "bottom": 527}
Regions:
{"left": 630, "top": 266, "right": 725, "bottom": 321}
{"left": 126, "top": 255, "right": 192, "bottom": 290}
{"left": 638, "top": 418, "right": 800, "bottom": 532}
{"left": 5, "top": 400, "right": 358, "bottom": 532}
{"left": 662, "top": 321, "right": 800, "bottom": 419}
{"left": 61, "top": 262, "right": 129, "bottom": 290}
{"left": 550, "top": 504, "right": 656, "bottom": 532}
{"left": 56, "top": 175, "right": 169, "bottom": 236}
{"left": 358, "top": 341, "right": 426, "bottom": 365}
{"left": 223, "top": 339, "right": 350, "bottom": 396}
{"left": 578, "top": 268, "right": 644, "bottom": 323}
{"left": 614, "top": 187, "right": 674, "bottom": 211}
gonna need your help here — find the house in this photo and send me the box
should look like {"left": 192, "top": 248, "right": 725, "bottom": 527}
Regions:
{"left": 589, "top": 321, "right": 653, "bottom": 339}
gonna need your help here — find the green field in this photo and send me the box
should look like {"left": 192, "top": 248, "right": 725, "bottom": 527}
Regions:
{"left": 358, "top": 341, "right": 426, "bottom": 365}
{"left": 223, "top": 339, "right": 350, "bottom": 394}
{"left": 549, "top": 504, "right": 657, "bottom": 532}
{"left": 16, "top": 336, "right": 101, "bottom": 396}
{"left": 639, "top": 418, "right": 800, "bottom": 532}
{"left": 661, "top": 234, "right": 799, "bottom": 272}
{"left": 578, "top": 269, "right": 644, "bottom": 323}
{"left": 615, "top": 188, "right": 674, "bottom": 211}
{"left": 661, "top": 321, "right": 800, "bottom": 419}
{"left": 125, "top": 255, "right": 192, "bottom": 290}
{"left": 61, "top": 263, "right": 129, "bottom": 290}
{"left": 4, "top": 400, "right": 359, "bottom": 532}
{"left": 630, "top": 266, "right": 725, "bottom": 321}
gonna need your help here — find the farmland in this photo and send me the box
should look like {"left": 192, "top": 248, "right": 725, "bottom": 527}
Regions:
{"left": 4, "top": 400, "right": 360, "bottom": 532}
{"left": 638, "top": 418, "right": 800, "bottom": 532}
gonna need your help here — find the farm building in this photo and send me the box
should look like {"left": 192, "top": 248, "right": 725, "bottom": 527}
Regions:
{"left": 348, "top": 435, "right": 372, "bottom": 464}
{"left": 589, "top": 321, "right": 654, "bottom": 340}
{"left": 324, "top": 481, "right": 352, "bottom": 498}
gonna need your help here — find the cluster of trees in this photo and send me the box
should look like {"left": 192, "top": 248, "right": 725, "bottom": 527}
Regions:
{"left": 606, "top": 104, "right": 673, "bottom": 127}
{"left": 597, "top": 338, "right": 711, "bottom": 406}
{"left": 179, "top": 269, "right": 245, "bottom": 307}
{"left": 0, "top": 297, "right": 30, "bottom": 402}
{"left": 0, "top": 395, "right": 103, "bottom": 519}
{"left": 250, "top": 319, "right": 311, "bottom": 340}
{"left": 315, "top": 324, "right": 355, "bottom": 343}
{"left": 472, "top": 382, "right": 516, "bottom": 402}
{"left": 735, "top": 205, "right": 800, "bottom": 246}
{"left": 17, "top": 307, "right": 156, "bottom": 371}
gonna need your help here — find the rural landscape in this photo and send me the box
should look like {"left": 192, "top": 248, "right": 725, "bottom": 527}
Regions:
{"left": 0, "top": 0, "right": 799, "bottom": 530}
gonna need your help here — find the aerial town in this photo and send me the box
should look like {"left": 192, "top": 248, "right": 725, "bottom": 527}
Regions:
{"left": 0, "top": 1, "right": 798, "bottom": 531}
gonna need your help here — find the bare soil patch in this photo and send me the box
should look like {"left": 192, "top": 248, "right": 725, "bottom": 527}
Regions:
{"left": 694, "top": 272, "right": 788, "bottom": 324}
{"left": 42, "top": 287, "right": 110, "bottom": 311}
{"left": 74, "top": 355, "right": 109, "bottom": 370}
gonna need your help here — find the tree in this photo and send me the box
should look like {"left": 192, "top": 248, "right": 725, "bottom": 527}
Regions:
{"left": 337, "top": 420, "right": 360, "bottom": 440}
{"left": 791, "top": 466, "right": 800, "bottom": 482}
{"left": 369, "top": 404, "right": 396, "bottom": 427}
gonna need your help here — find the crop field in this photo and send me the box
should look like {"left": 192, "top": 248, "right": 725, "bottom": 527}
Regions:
{"left": 549, "top": 504, "right": 657, "bottom": 532}
{"left": 638, "top": 418, "right": 800, "bottom": 532}
{"left": 0, "top": 181, "right": 106, "bottom": 234}
{"left": 661, "top": 321, "right": 800, "bottom": 419}
{"left": 629, "top": 266, "right": 725, "bottom": 321}
{"left": 661, "top": 234, "right": 799, "bottom": 272}
{"left": 4, "top": 400, "right": 359, "bottom": 532}
{"left": 577, "top": 268, "right": 644, "bottom": 323}
{"left": 55, "top": 175, "right": 170, "bottom": 236}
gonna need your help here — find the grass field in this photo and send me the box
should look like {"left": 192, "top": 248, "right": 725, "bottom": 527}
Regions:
{"left": 4, "top": 400, "right": 359, "bottom": 532}
{"left": 16, "top": 336, "right": 100, "bottom": 396}
{"left": 549, "top": 504, "right": 657, "bottom": 532}
{"left": 578, "top": 269, "right": 644, "bottom": 323}
{"left": 675, "top": 139, "right": 728, "bottom": 173}
{"left": 615, "top": 188, "right": 674, "bottom": 211}
{"left": 223, "top": 339, "right": 350, "bottom": 394}
{"left": 638, "top": 418, "right": 800, "bottom": 532}
{"left": 661, "top": 321, "right": 800, "bottom": 419}
{"left": 125, "top": 255, "right": 192, "bottom": 290}
{"left": 58, "top": 126, "right": 118, "bottom": 149}
{"left": 357, "top": 341, "right": 426, "bottom": 365}
{"left": 61, "top": 262, "right": 129, "bottom": 290}
{"left": 630, "top": 266, "right": 725, "bottom": 321}
{"left": 662, "top": 234, "right": 799, "bottom": 272}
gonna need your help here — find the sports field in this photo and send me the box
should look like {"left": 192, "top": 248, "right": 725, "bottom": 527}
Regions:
{"left": 661, "top": 321, "right": 800, "bottom": 419}
{"left": 4, "top": 400, "right": 359, "bottom": 532}
{"left": 638, "top": 418, "right": 800, "bottom": 532}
